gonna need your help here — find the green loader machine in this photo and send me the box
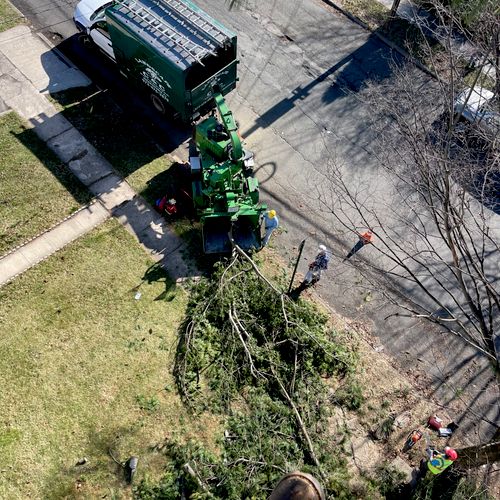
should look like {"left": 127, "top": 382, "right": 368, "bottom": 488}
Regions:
{"left": 190, "top": 92, "right": 267, "bottom": 254}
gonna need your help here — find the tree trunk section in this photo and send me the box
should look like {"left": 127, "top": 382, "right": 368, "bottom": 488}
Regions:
{"left": 390, "top": 0, "right": 402, "bottom": 19}
{"left": 456, "top": 440, "right": 500, "bottom": 469}
{"left": 495, "top": 26, "right": 500, "bottom": 108}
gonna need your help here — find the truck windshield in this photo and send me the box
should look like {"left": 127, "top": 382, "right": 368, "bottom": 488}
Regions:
{"left": 90, "top": 1, "right": 113, "bottom": 21}
{"left": 185, "top": 45, "right": 235, "bottom": 91}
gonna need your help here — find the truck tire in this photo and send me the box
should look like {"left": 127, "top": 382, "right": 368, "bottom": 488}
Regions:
{"left": 150, "top": 93, "right": 166, "bottom": 114}
{"left": 77, "top": 33, "right": 91, "bottom": 46}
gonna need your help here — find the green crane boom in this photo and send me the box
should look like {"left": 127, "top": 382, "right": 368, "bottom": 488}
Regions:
{"left": 213, "top": 93, "right": 243, "bottom": 161}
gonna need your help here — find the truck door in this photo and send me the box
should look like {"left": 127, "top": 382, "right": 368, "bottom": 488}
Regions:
{"left": 89, "top": 21, "right": 115, "bottom": 61}
{"left": 188, "top": 59, "right": 238, "bottom": 117}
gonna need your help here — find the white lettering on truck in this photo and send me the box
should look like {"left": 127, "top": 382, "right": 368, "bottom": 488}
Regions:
{"left": 137, "top": 58, "right": 171, "bottom": 101}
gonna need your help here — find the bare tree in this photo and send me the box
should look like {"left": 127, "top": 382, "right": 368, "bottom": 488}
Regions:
{"left": 311, "top": 1, "right": 500, "bottom": 362}
{"left": 415, "top": 1, "right": 499, "bottom": 102}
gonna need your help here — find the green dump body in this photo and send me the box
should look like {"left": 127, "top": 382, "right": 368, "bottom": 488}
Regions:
{"left": 191, "top": 113, "right": 266, "bottom": 254}
{"left": 105, "top": 0, "right": 238, "bottom": 122}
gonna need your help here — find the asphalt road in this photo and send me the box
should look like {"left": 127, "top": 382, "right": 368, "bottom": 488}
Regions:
{"left": 11, "top": 0, "right": 499, "bottom": 440}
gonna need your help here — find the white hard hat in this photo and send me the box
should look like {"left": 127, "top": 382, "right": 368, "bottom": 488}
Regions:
{"left": 318, "top": 244, "right": 327, "bottom": 252}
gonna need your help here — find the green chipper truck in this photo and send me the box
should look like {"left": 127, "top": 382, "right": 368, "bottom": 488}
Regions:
{"left": 75, "top": 0, "right": 267, "bottom": 253}
{"left": 74, "top": 0, "right": 238, "bottom": 122}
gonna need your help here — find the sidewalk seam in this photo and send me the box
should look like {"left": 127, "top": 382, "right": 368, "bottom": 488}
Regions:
{"left": 84, "top": 170, "right": 115, "bottom": 187}
{"left": 0, "top": 199, "right": 106, "bottom": 261}
{"left": 43, "top": 121, "right": 79, "bottom": 143}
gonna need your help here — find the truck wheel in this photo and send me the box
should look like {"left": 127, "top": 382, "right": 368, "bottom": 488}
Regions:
{"left": 77, "top": 33, "right": 91, "bottom": 46}
{"left": 150, "top": 94, "right": 166, "bottom": 114}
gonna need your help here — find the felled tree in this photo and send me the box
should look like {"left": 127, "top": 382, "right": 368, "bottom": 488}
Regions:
{"left": 147, "top": 249, "right": 360, "bottom": 498}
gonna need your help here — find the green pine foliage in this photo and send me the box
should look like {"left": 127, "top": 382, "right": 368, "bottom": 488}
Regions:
{"left": 135, "top": 258, "right": 360, "bottom": 498}
{"left": 412, "top": 470, "right": 493, "bottom": 500}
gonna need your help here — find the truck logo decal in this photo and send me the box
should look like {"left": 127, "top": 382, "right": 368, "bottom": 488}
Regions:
{"left": 136, "top": 58, "right": 171, "bottom": 101}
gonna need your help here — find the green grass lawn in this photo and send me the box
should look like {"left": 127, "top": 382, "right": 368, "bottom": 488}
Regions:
{"left": 0, "top": 0, "right": 25, "bottom": 32}
{"left": 0, "top": 219, "right": 220, "bottom": 499}
{"left": 342, "top": 0, "right": 388, "bottom": 28}
{"left": 0, "top": 112, "right": 92, "bottom": 255}
{"left": 50, "top": 87, "right": 208, "bottom": 263}
{"left": 50, "top": 87, "right": 174, "bottom": 201}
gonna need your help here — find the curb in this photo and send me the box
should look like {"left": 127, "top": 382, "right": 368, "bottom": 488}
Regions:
{"left": 320, "top": 0, "right": 439, "bottom": 80}
{"left": 34, "top": 26, "right": 95, "bottom": 89}
{"left": 37, "top": 31, "right": 87, "bottom": 74}
{"left": 4, "top": 0, "right": 25, "bottom": 22}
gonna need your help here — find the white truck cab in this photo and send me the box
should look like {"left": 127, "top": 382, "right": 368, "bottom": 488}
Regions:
{"left": 454, "top": 86, "right": 500, "bottom": 143}
{"left": 74, "top": 0, "right": 115, "bottom": 60}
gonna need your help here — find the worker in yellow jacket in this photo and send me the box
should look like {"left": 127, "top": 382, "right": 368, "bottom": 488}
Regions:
{"left": 426, "top": 446, "right": 458, "bottom": 475}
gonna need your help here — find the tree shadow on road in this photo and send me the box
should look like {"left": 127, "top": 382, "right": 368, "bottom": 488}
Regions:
{"left": 243, "top": 31, "right": 402, "bottom": 137}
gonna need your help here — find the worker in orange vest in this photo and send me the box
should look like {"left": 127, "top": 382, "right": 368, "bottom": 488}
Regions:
{"left": 343, "top": 230, "right": 373, "bottom": 261}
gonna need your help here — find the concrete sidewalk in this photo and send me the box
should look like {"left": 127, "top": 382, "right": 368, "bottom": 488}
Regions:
{"left": 0, "top": 25, "right": 196, "bottom": 285}
{"left": 0, "top": 202, "right": 109, "bottom": 286}
{"left": 0, "top": 25, "right": 90, "bottom": 117}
